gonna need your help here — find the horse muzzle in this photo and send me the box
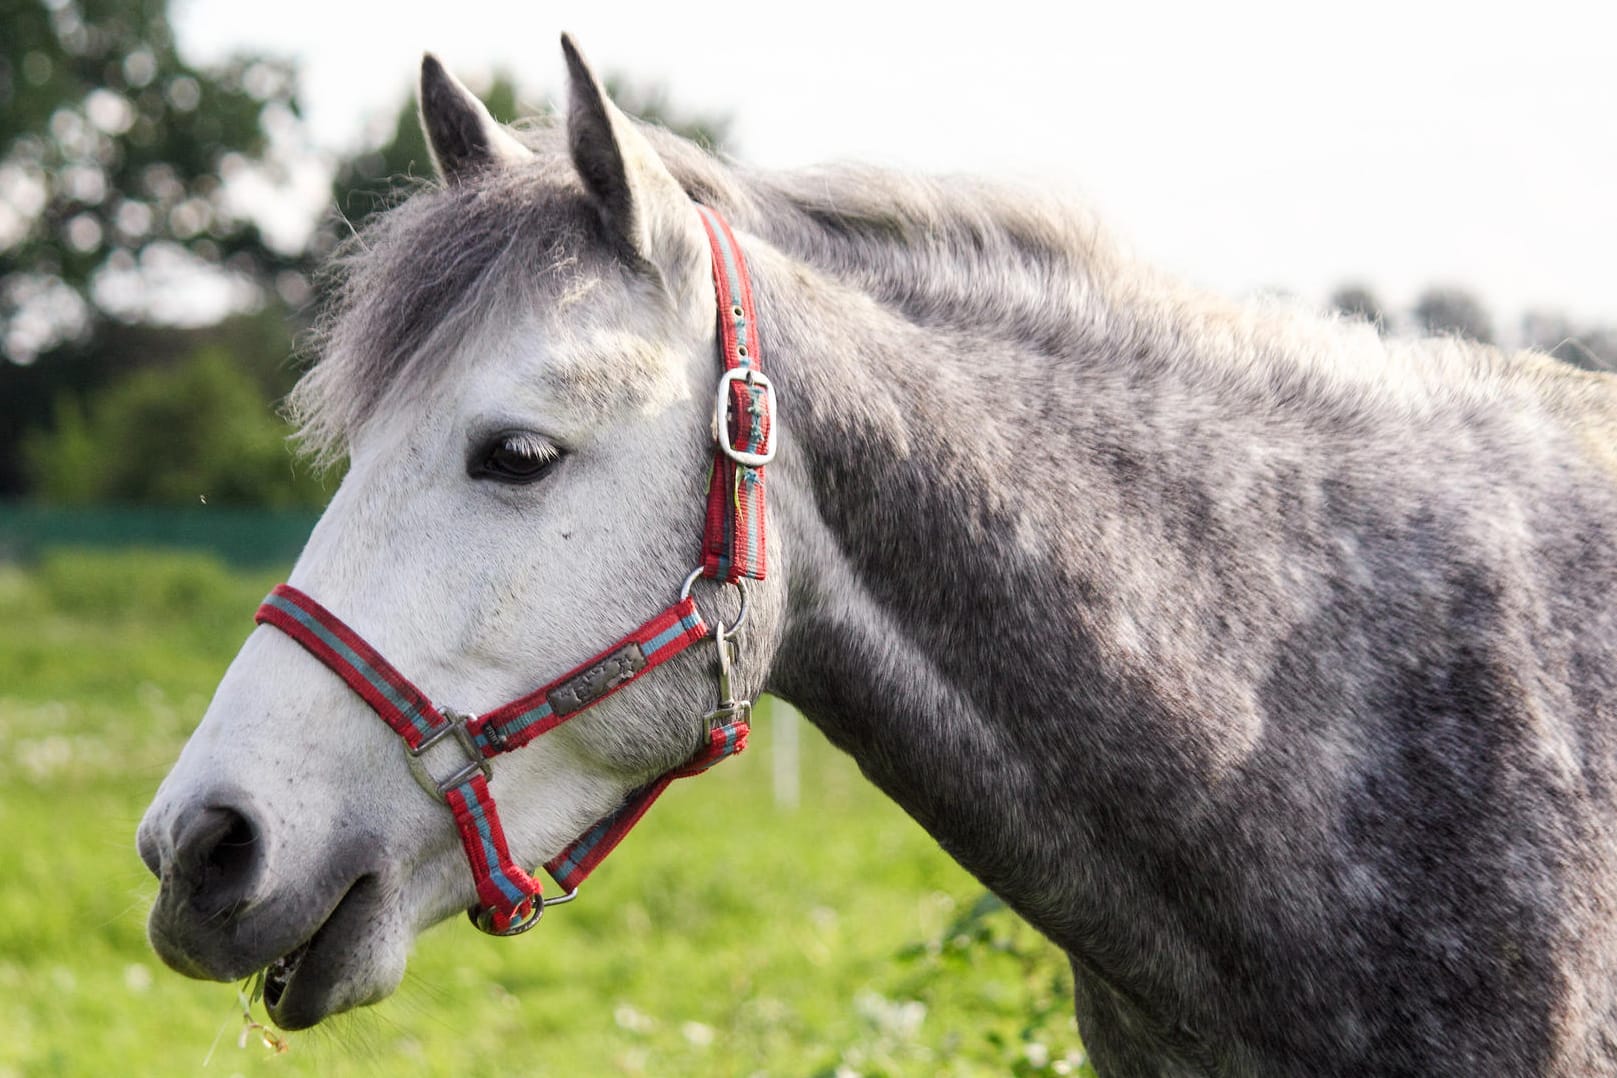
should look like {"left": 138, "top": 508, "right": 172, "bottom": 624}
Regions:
{"left": 138, "top": 790, "right": 405, "bottom": 1026}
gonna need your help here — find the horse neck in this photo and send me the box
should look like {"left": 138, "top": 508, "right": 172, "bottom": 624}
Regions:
{"left": 752, "top": 239, "right": 1345, "bottom": 950}
{"left": 731, "top": 192, "right": 1617, "bottom": 1070}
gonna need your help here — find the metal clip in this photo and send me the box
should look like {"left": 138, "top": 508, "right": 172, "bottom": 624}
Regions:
{"left": 407, "top": 708, "right": 492, "bottom": 802}
{"left": 704, "top": 621, "right": 752, "bottom": 725}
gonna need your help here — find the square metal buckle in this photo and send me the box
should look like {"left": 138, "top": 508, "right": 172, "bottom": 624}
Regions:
{"left": 406, "top": 708, "right": 492, "bottom": 802}
{"left": 711, "top": 367, "right": 777, "bottom": 467}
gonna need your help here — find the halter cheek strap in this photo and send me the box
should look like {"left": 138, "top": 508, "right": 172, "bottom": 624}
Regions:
{"left": 697, "top": 205, "right": 772, "bottom": 583}
{"left": 254, "top": 204, "right": 773, "bottom": 936}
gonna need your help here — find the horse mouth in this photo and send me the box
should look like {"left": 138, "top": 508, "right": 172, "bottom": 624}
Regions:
{"left": 259, "top": 874, "right": 386, "bottom": 1030}
{"left": 261, "top": 940, "right": 311, "bottom": 1014}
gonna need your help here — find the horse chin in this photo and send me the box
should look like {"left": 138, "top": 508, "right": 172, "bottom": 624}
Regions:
{"left": 259, "top": 874, "right": 406, "bottom": 1030}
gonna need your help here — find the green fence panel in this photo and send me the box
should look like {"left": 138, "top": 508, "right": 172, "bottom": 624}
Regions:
{"left": 0, "top": 501, "right": 322, "bottom": 568}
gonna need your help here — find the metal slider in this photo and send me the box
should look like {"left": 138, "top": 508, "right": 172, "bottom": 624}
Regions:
{"left": 406, "top": 709, "right": 492, "bottom": 801}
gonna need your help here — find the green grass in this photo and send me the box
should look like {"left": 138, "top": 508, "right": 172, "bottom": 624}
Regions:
{"left": 0, "top": 548, "right": 1092, "bottom": 1077}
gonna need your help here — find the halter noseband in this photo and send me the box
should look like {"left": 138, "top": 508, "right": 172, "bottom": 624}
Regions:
{"left": 255, "top": 206, "right": 774, "bottom": 935}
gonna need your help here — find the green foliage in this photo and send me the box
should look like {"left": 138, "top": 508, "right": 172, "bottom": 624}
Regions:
{"left": 328, "top": 72, "right": 520, "bottom": 239}
{"left": 0, "top": 549, "right": 1086, "bottom": 1076}
{"left": 22, "top": 344, "right": 328, "bottom": 507}
{"left": 602, "top": 74, "right": 733, "bottom": 154}
{"left": 855, "top": 893, "right": 1095, "bottom": 1077}
{"left": 1, "top": 0, "right": 307, "bottom": 361}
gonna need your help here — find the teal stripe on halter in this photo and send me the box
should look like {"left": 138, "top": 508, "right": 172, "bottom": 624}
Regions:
{"left": 263, "top": 593, "right": 434, "bottom": 738}
{"left": 477, "top": 700, "right": 553, "bottom": 751}
{"left": 459, "top": 781, "right": 530, "bottom": 906}
{"left": 643, "top": 612, "right": 702, "bottom": 658}
{"left": 550, "top": 813, "right": 617, "bottom": 882}
{"left": 697, "top": 206, "right": 751, "bottom": 363}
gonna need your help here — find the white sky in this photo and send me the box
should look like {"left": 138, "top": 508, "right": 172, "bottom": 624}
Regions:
{"left": 175, "top": 0, "right": 1616, "bottom": 331}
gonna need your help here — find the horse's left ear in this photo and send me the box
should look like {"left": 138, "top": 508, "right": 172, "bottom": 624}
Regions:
{"left": 419, "top": 53, "right": 532, "bottom": 182}
{"left": 561, "top": 34, "right": 706, "bottom": 296}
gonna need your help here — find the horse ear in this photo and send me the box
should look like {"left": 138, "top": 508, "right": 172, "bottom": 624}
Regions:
{"left": 560, "top": 34, "right": 705, "bottom": 294}
{"left": 419, "top": 53, "right": 531, "bottom": 182}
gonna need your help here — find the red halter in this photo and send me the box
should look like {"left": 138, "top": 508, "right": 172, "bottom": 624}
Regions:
{"left": 255, "top": 205, "right": 774, "bottom": 935}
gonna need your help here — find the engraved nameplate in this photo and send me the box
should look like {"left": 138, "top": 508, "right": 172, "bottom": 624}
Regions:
{"left": 549, "top": 643, "right": 648, "bottom": 716}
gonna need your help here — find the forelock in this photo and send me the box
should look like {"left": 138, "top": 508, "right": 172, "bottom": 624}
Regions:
{"left": 289, "top": 151, "right": 608, "bottom": 463}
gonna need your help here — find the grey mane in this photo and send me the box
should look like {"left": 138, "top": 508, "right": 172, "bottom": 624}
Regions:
{"left": 293, "top": 119, "right": 1612, "bottom": 466}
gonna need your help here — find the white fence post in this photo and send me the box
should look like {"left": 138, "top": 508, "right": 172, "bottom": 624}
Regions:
{"left": 770, "top": 697, "right": 800, "bottom": 810}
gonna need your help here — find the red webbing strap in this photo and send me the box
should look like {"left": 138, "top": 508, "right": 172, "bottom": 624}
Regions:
{"left": 256, "top": 584, "right": 445, "bottom": 748}
{"left": 544, "top": 719, "right": 750, "bottom": 890}
{"left": 697, "top": 206, "right": 770, "bottom": 583}
{"left": 467, "top": 597, "right": 709, "bottom": 756}
{"left": 445, "top": 775, "right": 543, "bottom": 933}
{"left": 256, "top": 585, "right": 544, "bottom": 931}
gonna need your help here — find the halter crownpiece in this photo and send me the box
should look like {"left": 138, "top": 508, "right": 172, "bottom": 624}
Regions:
{"left": 255, "top": 204, "right": 773, "bottom": 936}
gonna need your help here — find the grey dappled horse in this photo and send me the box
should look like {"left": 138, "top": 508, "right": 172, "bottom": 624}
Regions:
{"left": 138, "top": 37, "right": 1617, "bottom": 1076}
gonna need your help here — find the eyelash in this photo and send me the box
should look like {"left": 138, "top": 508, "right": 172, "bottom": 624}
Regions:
{"left": 469, "top": 431, "right": 564, "bottom": 484}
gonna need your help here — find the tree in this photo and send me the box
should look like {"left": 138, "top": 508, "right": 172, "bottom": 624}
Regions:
{"left": 1, "top": 0, "right": 308, "bottom": 363}
{"left": 1412, "top": 286, "right": 1495, "bottom": 345}
{"left": 22, "top": 343, "right": 326, "bottom": 507}
{"left": 1329, "top": 283, "right": 1390, "bottom": 332}
{"left": 328, "top": 74, "right": 521, "bottom": 243}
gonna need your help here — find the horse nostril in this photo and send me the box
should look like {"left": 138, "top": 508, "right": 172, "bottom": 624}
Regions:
{"left": 172, "top": 805, "right": 263, "bottom": 919}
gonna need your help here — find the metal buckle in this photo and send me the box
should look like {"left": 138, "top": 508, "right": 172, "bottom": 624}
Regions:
{"left": 407, "top": 708, "right": 492, "bottom": 802}
{"left": 711, "top": 367, "right": 777, "bottom": 467}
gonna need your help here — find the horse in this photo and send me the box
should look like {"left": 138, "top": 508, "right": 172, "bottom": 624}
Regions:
{"left": 136, "top": 35, "right": 1617, "bottom": 1076}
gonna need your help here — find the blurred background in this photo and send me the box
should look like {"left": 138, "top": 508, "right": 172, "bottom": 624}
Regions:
{"left": 0, "top": 0, "right": 1610, "bottom": 1074}
{"left": 2, "top": 0, "right": 1613, "bottom": 545}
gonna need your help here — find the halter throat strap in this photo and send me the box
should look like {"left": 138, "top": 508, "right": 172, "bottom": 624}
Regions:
{"left": 254, "top": 204, "right": 770, "bottom": 936}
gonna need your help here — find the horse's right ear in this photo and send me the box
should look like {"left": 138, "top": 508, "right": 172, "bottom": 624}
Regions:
{"left": 419, "top": 54, "right": 531, "bottom": 182}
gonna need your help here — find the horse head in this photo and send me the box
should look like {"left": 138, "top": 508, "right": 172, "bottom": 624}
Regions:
{"left": 136, "top": 38, "right": 784, "bottom": 1028}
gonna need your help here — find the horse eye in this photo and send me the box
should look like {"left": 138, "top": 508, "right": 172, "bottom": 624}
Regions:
{"left": 470, "top": 432, "right": 562, "bottom": 484}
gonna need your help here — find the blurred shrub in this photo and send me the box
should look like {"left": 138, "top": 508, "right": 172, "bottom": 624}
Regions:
{"left": 22, "top": 345, "right": 328, "bottom": 508}
{"left": 826, "top": 891, "right": 1094, "bottom": 1077}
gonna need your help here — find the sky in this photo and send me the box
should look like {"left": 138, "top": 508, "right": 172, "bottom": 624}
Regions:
{"left": 175, "top": 0, "right": 1616, "bottom": 332}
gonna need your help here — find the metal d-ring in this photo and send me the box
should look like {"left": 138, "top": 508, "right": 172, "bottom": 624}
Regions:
{"left": 467, "top": 884, "right": 579, "bottom": 937}
{"left": 678, "top": 566, "right": 750, "bottom": 636}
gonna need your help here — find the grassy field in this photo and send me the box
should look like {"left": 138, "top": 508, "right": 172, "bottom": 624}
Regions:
{"left": 0, "top": 548, "right": 1092, "bottom": 1077}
